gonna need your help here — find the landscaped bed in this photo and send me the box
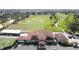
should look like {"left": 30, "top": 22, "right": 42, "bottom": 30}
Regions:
{"left": 0, "top": 38, "right": 16, "bottom": 49}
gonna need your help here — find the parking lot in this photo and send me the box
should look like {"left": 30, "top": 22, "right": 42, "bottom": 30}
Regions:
{"left": 10, "top": 44, "right": 79, "bottom": 50}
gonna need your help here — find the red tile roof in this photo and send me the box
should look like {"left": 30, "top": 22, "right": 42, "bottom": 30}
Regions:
{"left": 55, "top": 33, "right": 67, "bottom": 42}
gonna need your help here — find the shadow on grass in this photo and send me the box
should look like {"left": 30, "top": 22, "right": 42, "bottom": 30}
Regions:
{"left": 2, "top": 46, "right": 13, "bottom": 50}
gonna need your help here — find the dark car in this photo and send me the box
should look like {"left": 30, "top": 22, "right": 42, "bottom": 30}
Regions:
{"left": 46, "top": 37, "right": 57, "bottom": 45}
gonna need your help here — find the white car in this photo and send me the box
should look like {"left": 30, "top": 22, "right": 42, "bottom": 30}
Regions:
{"left": 67, "top": 38, "right": 79, "bottom": 48}
{"left": 63, "top": 33, "right": 79, "bottom": 48}
{"left": 20, "top": 32, "right": 28, "bottom": 36}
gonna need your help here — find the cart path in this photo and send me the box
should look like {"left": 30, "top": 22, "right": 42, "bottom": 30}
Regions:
{"left": 55, "top": 21, "right": 65, "bottom": 33}
{"left": 0, "top": 35, "right": 17, "bottom": 39}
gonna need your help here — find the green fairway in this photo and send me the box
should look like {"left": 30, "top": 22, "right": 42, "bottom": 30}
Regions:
{"left": 7, "top": 15, "right": 52, "bottom": 31}
{"left": 0, "top": 38, "right": 16, "bottom": 49}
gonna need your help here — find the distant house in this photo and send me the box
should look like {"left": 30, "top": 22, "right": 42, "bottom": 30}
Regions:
{"left": 16, "top": 30, "right": 68, "bottom": 45}
{"left": 16, "top": 30, "right": 55, "bottom": 41}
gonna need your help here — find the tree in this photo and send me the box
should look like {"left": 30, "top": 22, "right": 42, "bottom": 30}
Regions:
{"left": 68, "top": 12, "right": 79, "bottom": 33}
{"left": 69, "top": 19, "right": 79, "bottom": 33}
{"left": 50, "top": 16, "right": 52, "bottom": 20}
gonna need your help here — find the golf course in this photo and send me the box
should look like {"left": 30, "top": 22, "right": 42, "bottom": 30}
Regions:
{"left": 0, "top": 12, "right": 77, "bottom": 50}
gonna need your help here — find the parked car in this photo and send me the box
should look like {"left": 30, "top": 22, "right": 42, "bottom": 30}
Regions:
{"left": 37, "top": 44, "right": 46, "bottom": 50}
{"left": 72, "top": 42, "right": 79, "bottom": 48}
{"left": 46, "top": 37, "right": 57, "bottom": 45}
{"left": 67, "top": 38, "right": 79, "bottom": 48}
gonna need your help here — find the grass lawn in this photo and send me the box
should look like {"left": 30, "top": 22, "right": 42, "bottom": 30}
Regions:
{"left": 0, "top": 38, "right": 16, "bottom": 49}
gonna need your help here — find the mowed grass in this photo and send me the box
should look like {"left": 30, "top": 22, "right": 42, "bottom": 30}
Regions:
{"left": 7, "top": 15, "right": 51, "bottom": 32}
{"left": 0, "top": 38, "right": 16, "bottom": 49}
{"left": 7, "top": 14, "right": 72, "bottom": 32}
